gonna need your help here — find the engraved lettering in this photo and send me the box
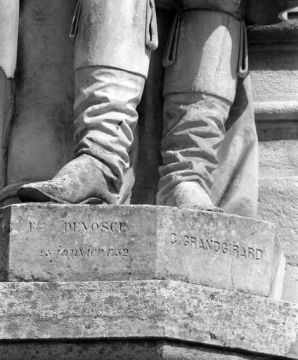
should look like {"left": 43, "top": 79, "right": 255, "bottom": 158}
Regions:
{"left": 122, "top": 249, "right": 129, "bottom": 257}
{"left": 171, "top": 233, "right": 177, "bottom": 244}
{"left": 248, "top": 247, "right": 255, "bottom": 259}
{"left": 222, "top": 243, "right": 228, "bottom": 254}
{"left": 199, "top": 238, "right": 205, "bottom": 250}
{"left": 184, "top": 235, "right": 190, "bottom": 247}
{"left": 191, "top": 237, "right": 197, "bottom": 248}
{"left": 101, "top": 222, "right": 109, "bottom": 232}
{"left": 107, "top": 248, "right": 114, "bottom": 256}
{"left": 73, "top": 222, "right": 80, "bottom": 232}
{"left": 91, "top": 222, "right": 99, "bottom": 232}
{"left": 41, "top": 250, "right": 51, "bottom": 257}
{"left": 64, "top": 222, "right": 72, "bottom": 232}
{"left": 50, "top": 246, "right": 129, "bottom": 259}
{"left": 214, "top": 241, "right": 220, "bottom": 253}
{"left": 30, "top": 221, "right": 48, "bottom": 232}
{"left": 69, "top": 249, "right": 75, "bottom": 256}
{"left": 206, "top": 239, "right": 213, "bottom": 251}
{"left": 256, "top": 249, "right": 263, "bottom": 260}
{"left": 170, "top": 234, "right": 263, "bottom": 262}
{"left": 110, "top": 222, "right": 119, "bottom": 233}
{"left": 63, "top": 221, "right": 128, "bottom": 233}
{"left": 240, "top": 247, "right": 247, "bottom": 258}
{"left": 233, "top": 245, "right": 239, "bottom": 257}
{"left": 82, "top": 222, "right": 88, "bottom": 231}
{"left": 120, "top": 222, "right": 127, "bottom": 233}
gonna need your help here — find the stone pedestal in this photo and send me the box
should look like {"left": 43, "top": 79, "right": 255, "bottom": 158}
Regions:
{"left": 0, "top": 204, "right": 292, "bottom": 359}
{"left": 0, "top": 204, "right": 284, "bottom": 299}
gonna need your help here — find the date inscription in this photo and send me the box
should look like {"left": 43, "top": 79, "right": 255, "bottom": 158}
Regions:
{"left": 40, "top": 247, "right": 129, "bottom": 259}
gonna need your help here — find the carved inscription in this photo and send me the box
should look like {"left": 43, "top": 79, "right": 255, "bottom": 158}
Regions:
{"left": 29, "top": 220, "right": 128, "bottom": 234}
{"left": 29, "top": 218, "right": 130, "bottom": 261}
{"left": 40, "top": 247, "right": 129, "bottom": 259}
{"left": 170, "top": 233, "right": 263, "bottom": 260}
{"left": 64, "top": 221, "right": 127, "bottom": 233}
{"left": 29, "top": 222, "right": 49, "bottom": 232}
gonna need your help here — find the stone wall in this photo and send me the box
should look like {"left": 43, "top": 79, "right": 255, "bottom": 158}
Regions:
{"left": 248, "top": 21, "right": 298, "bottom": 302}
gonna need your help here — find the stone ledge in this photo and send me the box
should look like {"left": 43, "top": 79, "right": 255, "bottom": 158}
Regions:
{"left": 0, "top": 340, "right": 278, "bottom": 360}
{"left": 0, "top": 281, "right": 297, "bottom": 359}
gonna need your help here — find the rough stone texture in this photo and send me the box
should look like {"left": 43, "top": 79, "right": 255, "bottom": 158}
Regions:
{"left": 251, "top": 20, "right": 298, "bottom": 304}
{"left": 1, "top": 0, "right": 76, "bottom": 205}
{"left": 0, "top": 204, "right": 283, "bottom": 298}
{"left": 283, "top": 264, "right": 298, "bottom": 303}
{"left": 0, "top": 281, "right": 296, "bottom": 359}
{"left": 0, "top": 340, "right": 280, "bottom": 360}
{"left": 259, "top": 141, "right": 298, "bottom": 178}
{"left": 249, "top": 23, "right": 298, "bottom": 122}
{"left": 258, "top": 177, "right": 298, "bottom": 302}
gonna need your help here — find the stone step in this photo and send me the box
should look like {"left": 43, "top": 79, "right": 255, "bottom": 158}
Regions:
{"left": 0, "top": 281, "right": 295, "bottom": 359}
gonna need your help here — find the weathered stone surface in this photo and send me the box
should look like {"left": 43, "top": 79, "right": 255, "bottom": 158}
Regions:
{"left": 0, "top": 0, "right": 76, "bottom": 206}
{"left": 0, "top": 340, "right": 278, "bottom": 360}
{"left": 258, "top": 177, "right": 298, "bottom": 303}
{"left": 259, "top": 141, "right": 298, "bottom": 178}
{"left": 283, "top": 264, "right": 298, "bottom": 303}
{"left": 0, "top": 204, "right": 282, "bottom": 298}
{"left": 258, "top": 177, "right": 298, "bottom": 266}
{"left": 0, "top": 281, "right": 296, "bottom": 359}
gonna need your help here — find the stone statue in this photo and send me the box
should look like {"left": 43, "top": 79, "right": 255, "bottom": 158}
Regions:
{"left": 0, "top": 0, "right": 19, "bottom": 190}
{"left": 15, "top": 0, "right": 248, "bottom": 212}
{"left": 0, "top": 0, "right": 293, "bottom": 214}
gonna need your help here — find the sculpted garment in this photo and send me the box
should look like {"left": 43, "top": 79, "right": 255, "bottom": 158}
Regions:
{"left": 1, "top": 0, "right": 290, "bottom": 217}
{"left": 16, "top": 0, "right": 257, "bottom": 215}
{"left": 161, "top": 0, "right": 258, "bottom": 216}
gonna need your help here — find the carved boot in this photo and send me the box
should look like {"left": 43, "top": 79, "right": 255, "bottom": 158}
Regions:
{"left": 18, "top": 0, "right": 158, "bottom": 204}
{"left": 157, "top": 8, "right": 244, "bottom": 211}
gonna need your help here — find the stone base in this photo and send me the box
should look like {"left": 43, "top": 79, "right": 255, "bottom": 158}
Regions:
{"left": 0, "top": 340, "right": 279, "bottom": 360}
{"left": 0, "top": 204, "right": 284, "bottom": 298}
{"left": 0, "top": 281, "right": 296, "bottom": 359}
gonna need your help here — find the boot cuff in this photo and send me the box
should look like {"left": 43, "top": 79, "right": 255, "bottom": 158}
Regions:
{"left": 181, "top": 0, "right": 246, "bottom": 19}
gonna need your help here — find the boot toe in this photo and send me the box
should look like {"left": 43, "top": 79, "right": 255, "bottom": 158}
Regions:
{"left": 17, "top": 183, "right": 64, "bottom": 203}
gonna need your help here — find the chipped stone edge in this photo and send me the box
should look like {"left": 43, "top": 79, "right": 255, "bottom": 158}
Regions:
{"left": 0, "top": 281, "right": 297, "bottom": 359}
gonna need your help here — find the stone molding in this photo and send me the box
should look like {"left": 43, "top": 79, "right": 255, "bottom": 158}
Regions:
{"left": 0, "top": 281, "right": 297, "bottom": 359}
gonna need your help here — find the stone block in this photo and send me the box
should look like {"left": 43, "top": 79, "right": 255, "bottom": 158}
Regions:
{"left": 259, "top": 140, "right": 298, "bottom": 178}
{"left": 0, "top": 204, "right": 283, "bottom": 298}
{"left": 248, "top": 23, "right": 298, "bottom": 123}
{"left": 258, "top": 177, "right": 298, "bottom": 265}
{"left": 283, "top": 264, "right": 298, "bottom": 303}
{"left": 0, "top": 340, "right": 276, "bottom": 360}
{"left": 258, "top": 177, "right": 298, "bottom": 302}
{"left": 0, "top": 281, "right": 296, "bottom": 358}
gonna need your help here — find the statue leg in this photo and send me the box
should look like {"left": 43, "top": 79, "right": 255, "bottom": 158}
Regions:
{"left": 0, "top": 0, "right": 19, "bottom": 197}
{"left": 212, "top": 75, "right": 258, "bottom": 218}
{"left": 157, "top": 9, "right": 241, "bottom": 211}
{"left": 18, "top": 0, "right": 157, "bottom": 204}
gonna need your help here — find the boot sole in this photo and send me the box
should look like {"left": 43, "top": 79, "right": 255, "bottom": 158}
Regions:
{"left": 17, "top": 187, "right": 105, "bottom": 205}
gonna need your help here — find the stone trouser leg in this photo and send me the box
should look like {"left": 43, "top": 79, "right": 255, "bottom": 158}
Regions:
{"left": 157, "top": 9, "right": 241, "bottom": 210}
{"left": 0, "top": 0, "right": 19, "bottom": 197}
{"left": 18, "top": 0, "right": 157, "bottom": 204}
{"left": 212, "top": 75, "right": 258, "bottom": 218}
